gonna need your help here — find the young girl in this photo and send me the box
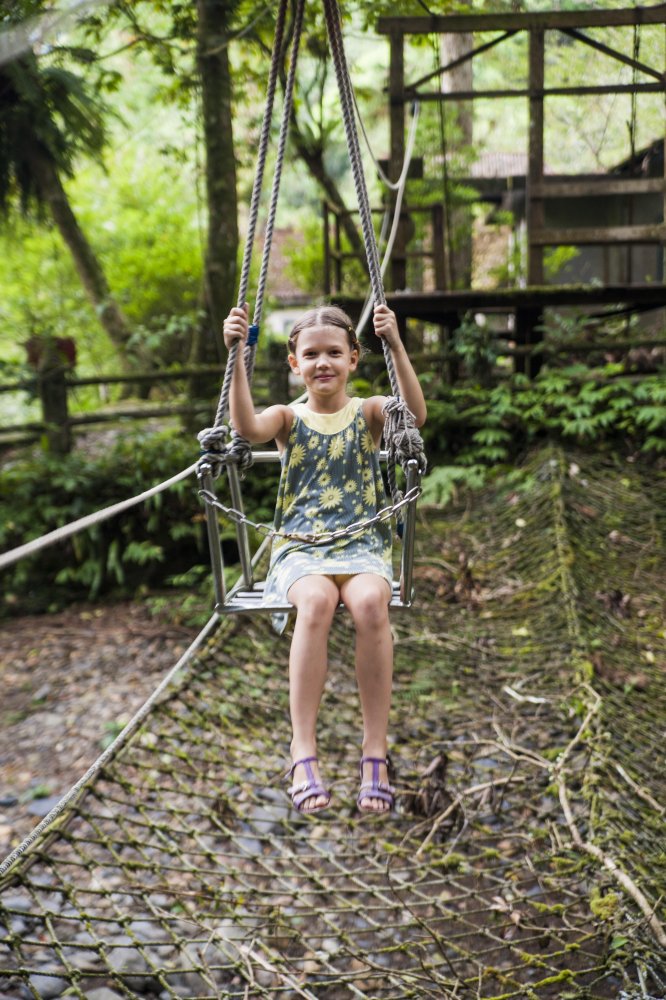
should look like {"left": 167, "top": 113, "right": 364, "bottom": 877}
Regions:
{"left": 223, "top": 303, "right": 426, "bottom": 814}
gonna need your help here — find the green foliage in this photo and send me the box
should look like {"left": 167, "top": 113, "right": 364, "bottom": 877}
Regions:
{"left": 0, "top": 428, "right": 200, "bottom": 614}
{"left": 0, "top": 425, "right": 281, "bottom": 616}
{"left": 421, "top": 367, "right": 666, "bottom": 499}
{"left": 282, "top": 216, "right": 325, "bottom": 295}
{"left": 0, "top": 43, "right": 109, "bottom": 213}
{"left": 75, "top": 159, "right": 203, "bottom": 331}
{"left": 451, "top": 312, "right": 500, "bottom": 387}
{"left": 543, "top": 245, "right": 580, "bottom": 281}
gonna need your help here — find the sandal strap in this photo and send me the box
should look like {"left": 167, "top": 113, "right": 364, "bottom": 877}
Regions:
{"left": 358, "top": 756, "right": 395, "bottom": 810}
{"left": 289, "top": 756, "right": 331, "bottom": 812}
{"left": 289, "top": 755, "right": 319, "bottom": 778}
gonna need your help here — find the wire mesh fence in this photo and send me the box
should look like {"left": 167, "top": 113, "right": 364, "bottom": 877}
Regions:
{"left": 1, "top": 446, "right": 664, "bottom": 998}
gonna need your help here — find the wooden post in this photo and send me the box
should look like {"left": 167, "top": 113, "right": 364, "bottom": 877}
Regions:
{"left": 389, "top": 29, "right": 407, "bottom": 294}
{"left": 514, "top": 307, "right": 543, "bottom": 378}
{"left": 38, "top": 338, "right": 72, "bottom": 454}
{"left": 432, "top": 203, "right": 447, "bottom": 289}
{"left": 527, "top": 27, "right": 545, "bottom": 286}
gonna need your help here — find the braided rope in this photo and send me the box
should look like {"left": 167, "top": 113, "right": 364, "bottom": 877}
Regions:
{"left": 210, "top": 0, "right": 289, "bottom": 437}
{"left": 251, "top": 0, "right": 305, "bottom": 335}
{"left": 242, "top": 0, "right": 306, "bottom": 400}
{"left": 0, "top": 463, "right": 198, "bottom": 572}
{"left": 199, "top": 0, "right": 307, "bottom": 480}
{"left": 199, "top": 0, "right": 302, "bottom": 479}
{"left": 322, "top": 0, "right": 427, "bottom": 507}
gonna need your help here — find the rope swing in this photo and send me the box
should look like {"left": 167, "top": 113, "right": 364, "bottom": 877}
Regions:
{"left": 196, "top": 0, "right": 427, "bottom": 616}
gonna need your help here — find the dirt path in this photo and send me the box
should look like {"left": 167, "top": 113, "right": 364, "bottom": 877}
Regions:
{"left": 0, "top": 601, "right": 198, "bottom": 861}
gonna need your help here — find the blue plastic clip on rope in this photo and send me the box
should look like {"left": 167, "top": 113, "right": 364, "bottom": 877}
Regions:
{"left": 248, "top": 324, "right": 260, "bottom": 346}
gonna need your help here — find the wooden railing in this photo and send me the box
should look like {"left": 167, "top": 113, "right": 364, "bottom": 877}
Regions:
{"left": 2, "top": 332, "right": 664, "bottom": 453}
{"left": 0, "top": 343, "right": 292, "bottom": 453}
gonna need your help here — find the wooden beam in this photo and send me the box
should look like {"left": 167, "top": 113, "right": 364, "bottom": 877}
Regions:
{"left": 389, "top": 29, "right": 407, "bottom": 293}
{"left": 406, "top": 82, "right": 666, "bottom": 101}
{"left": 531, "top": 178, "right": 666, "bottom": 198}
{"left": 406, "top": 30, "right": 516, "bottom": 92}
{"left": 561, "top": 27, "right": 665, "bottom": 82}
{"left": 335, "top": 286, "right": 666, "bottom": 320}
{"left": 527, "top": 28, "right": 544, "bottom": 284}
{"left": 377, "top": 6, "right": 666, "bottom": 35}
{"left": 531, "top": 224, "right": 666, "bottom": 245}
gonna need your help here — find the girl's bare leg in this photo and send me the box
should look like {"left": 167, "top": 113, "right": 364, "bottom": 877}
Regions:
{"left": 340, "top": 574, "right": 393, "bottom": 813}
{"left": 287, "top": 575, "right": 340, "bottom": 811}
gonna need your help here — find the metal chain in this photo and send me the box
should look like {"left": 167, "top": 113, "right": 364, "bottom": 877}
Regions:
{"left": 198, "top": 485, "right": 421, "bottom": 546}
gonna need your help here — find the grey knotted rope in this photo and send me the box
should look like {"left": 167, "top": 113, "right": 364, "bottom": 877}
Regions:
{"left": 322, "top": 0, "right": 427, "bottom": 505}
{"left": 198, "top": 0, "right": 303, "bottom": 478}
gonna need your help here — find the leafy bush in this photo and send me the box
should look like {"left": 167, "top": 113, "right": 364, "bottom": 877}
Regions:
{"left": 0, "top": 427, "right": 279, "bottom": 616}
{"left": 421, "top": 366, "right": 666, "bottom": 475}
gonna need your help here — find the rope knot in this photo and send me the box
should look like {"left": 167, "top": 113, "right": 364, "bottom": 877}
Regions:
{"left": 382, "top": 396, "right": 427, "bottom": 475}
{"left": 196, "top": 425, "right": 254, "bottom": 479}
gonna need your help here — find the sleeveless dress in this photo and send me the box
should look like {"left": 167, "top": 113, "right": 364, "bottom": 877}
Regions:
{"left": 263, "top": 397, "right": 393, "bottom": 624}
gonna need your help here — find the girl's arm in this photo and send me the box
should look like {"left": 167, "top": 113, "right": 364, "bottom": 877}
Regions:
{"left": 223, "top": 305, "right": 292, "bottom": 446}
{"left": 364, "top": 305, "right": 427, "bottom": 437}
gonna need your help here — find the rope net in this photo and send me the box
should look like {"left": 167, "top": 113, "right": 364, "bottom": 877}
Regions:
{"left": 1, "top": 447, "right": 665, "bottom": 999}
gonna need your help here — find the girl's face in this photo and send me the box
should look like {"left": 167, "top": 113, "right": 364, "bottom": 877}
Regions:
{"left": 288, "top": 326, "right": 358, "bottom": 395}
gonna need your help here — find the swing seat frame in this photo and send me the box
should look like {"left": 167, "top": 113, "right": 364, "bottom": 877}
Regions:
{"left": 198, "top": 452, "right": 421, "bottom": 616}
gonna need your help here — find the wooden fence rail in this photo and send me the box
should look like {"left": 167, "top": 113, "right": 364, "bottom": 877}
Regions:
{"left": 1, "top": 336, "right": 665, "bottom": 453}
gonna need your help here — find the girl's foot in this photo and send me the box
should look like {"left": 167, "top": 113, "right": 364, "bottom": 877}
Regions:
{"left": 289, "top": 756, "right": 330, "bottom": 813}
{"left": 358, "top": 756, "right": 394, "bottom": 814}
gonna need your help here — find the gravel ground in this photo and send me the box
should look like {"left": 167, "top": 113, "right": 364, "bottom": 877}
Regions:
{"left": 0, "top": 601, "right": 198, "bottom": 862}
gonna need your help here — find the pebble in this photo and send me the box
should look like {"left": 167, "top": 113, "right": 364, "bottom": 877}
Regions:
{"left": 1, "top": 895, "right": 31, "bottom": 913}
{"left": 163, "top": 942, "right": 211, "bottom": 997}
{"left": 84, "top": 989, "right": 126, "bottom": 1000}
{"left": 128, "top": 919, "right": 166, "bottom": 943}
{"left": 27, "top": 974, "right": 68, "bottom": 999}
{"left": 25, "top": 796, "right": 63, "bottom": 819}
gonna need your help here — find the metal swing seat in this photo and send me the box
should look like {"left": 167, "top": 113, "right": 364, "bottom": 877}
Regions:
{"left": 196, "top": 0, "right": 426, "bottom": 619}
{"left": 198, "top": 452, "right": 422, "bottom": 616}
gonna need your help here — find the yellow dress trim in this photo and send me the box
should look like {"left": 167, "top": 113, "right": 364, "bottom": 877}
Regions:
{"left": 291, "top": 397, "right": 362, "bottom": 435}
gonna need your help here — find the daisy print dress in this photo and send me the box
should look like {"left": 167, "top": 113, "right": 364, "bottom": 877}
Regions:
{"left": 263, "top": 398, "right": 393, "bottom": 616}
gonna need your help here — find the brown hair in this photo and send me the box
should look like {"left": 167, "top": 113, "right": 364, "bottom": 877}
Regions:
{"left": 288, "top": 305, "right": 360, "bottom": 355}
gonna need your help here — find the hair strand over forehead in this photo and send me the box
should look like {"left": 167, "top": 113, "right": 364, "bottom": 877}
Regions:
{"left": 288, "top": 306, "right": 359, "bottom": 354}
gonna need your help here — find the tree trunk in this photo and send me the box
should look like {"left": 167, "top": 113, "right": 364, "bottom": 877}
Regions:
{"left": 441, "top": 30, "right": 474, "bottom": 289}
{"left": 31, "top": 153, "right": 134, "bottom": 358}
{"left": 191, "top": 0, "right": 239, "bottom": 394}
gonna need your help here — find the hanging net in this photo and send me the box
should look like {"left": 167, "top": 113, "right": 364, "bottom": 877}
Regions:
{"left": 1, "top": 446, "right": 665, "bottom": 999}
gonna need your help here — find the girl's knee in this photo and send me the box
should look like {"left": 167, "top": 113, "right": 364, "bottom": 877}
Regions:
{"left": 347, "top": 586, "right": 390, "bottom": 628}
{"left": 292, "top": 580, "right": 338, "bottom": 626}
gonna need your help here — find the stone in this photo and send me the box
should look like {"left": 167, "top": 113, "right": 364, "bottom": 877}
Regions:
{"left": 26, "top": 796, "right": 63, "bottom": 818}
{"left": 1, "top": 895, "right": 31, "bottom": 913}
{"left": 128, "top": 919, "right": 166, "bottom": 943}
{"left": 105, "top": 934, "right": 158, "bottom": 993}
{"left": 28, "top": 975, "right": 68, "bottom": 999}
{"left": 84, "top": 989, "right": 126, "bottom": 1000}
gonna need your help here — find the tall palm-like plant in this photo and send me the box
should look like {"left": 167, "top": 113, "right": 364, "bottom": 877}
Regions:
{"left": 0, "top": 22, "right": 132, "bottom": 353}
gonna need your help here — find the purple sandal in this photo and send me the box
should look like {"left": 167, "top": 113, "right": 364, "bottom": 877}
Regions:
{"left": 289, "top": 756, "right": 331, "bottom": 813}
{"left": 357, "top": 756, "right": 395, "bottom": 813}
